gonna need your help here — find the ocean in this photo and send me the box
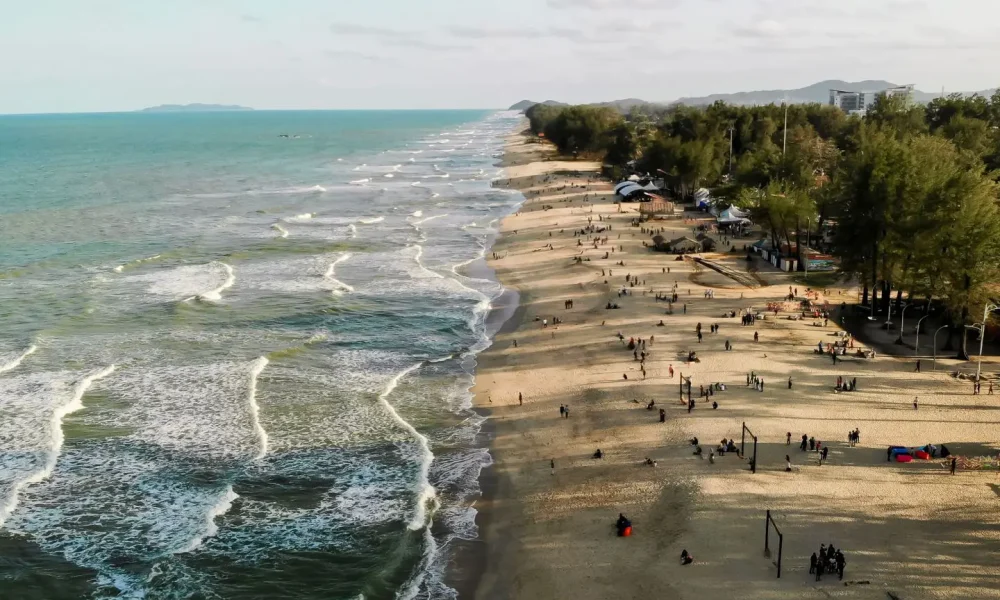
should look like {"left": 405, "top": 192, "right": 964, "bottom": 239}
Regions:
{"left": 0, "top": 109, "right": 522, "bottom": 599}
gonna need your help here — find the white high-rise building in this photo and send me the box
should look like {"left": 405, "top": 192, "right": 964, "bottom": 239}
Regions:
{"left": 829, "top": 85, "right": 914, "bottom": 115}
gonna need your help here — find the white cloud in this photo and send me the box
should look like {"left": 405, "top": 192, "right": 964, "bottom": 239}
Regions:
{"left": 732, "top": 19, "right": 786, "bottom": 38}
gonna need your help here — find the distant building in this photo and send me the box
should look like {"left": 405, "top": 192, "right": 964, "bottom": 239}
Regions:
{"left": 829, "top": 85, "right": 914, "bottom": 115}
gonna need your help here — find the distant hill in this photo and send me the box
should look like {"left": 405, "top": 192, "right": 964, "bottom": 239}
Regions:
{"left": 138, "top": 103, "right": 253, "bottom": 113}
{"left": 515, "top": 81, "right": 998, "bottom": 113}
{"left": 674, "top": 80, "right": 997, "bottom": 107}
{"left": 508, "top": 100, "right": 568, "bottom": 112}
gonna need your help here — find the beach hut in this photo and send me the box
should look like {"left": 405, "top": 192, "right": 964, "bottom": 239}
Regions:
{"left": 667, "top": 236, "right": 702, "bottom": 253}
{"left": 640, "top": 198, "right": 676, "bottom": 219}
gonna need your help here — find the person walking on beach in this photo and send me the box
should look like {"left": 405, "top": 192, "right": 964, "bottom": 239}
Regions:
{"left": 559, "top": 404, "right": 565, "bottom": 417}
{"left": 754, "top": 331, "right": 759, "bottom": 342}
{"left": 913, "top": 396, "right": 918, "bottom": 410}
{"left": 990, "top": 381, "right": 995, "bottom": 395}
{"left": 951, "top": 457, "right": 957, "bottom": 474}
{"left": 788, "top": 376, "right": 792, "bottom": 390}
{"left": 915, "top": 360, "right": 921, "bottom": 373}
{"left": 786, "top": 432, "right": 791, "bottom": 445}
{"left": 519, "top": 392, "right": 523, "bottom": 406}
{"left": 564, "top": 406, "right": 570, "bottom": 418}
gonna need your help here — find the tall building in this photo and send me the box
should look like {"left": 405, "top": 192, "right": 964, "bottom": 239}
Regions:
{"left": 829, "top": 85, "right": 914, "bottom": 115}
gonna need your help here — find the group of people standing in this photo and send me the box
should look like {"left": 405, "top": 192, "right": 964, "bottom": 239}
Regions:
{"left": 809, "top": 544, "right": 846, "bottom": 581}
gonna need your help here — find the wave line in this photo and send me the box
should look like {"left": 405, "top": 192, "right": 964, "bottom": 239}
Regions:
{"left": 248, "top": 357, "right": 269, "bottom": 460}
{"left": 377, "top": 363, "right": 437, "bottom": 531}
{"left": 0, "top": 345, "right": 37, "bottom": 374}
{"left": 0, "top": 364, "right": 116, "bottom": 527}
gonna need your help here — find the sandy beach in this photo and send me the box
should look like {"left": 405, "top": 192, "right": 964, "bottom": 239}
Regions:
{"left": 468, "top": 128, "right": 1000, "bottom": 600}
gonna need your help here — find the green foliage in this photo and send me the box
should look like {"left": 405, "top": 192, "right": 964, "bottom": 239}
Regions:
{"left": 524, "top": 91, "right": 1000, "bottom": 330}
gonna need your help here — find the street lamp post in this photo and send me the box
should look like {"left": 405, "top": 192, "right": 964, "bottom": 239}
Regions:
{"left": 975, "top": 303, "right": 999, "bottom": 382}
{"left": 932, "top": 325, "right": 949, "bottom": 370}
{"left": 896, "top": 303, "right": 912, "bottom": 344}
{"left": 914, "top": 314, "right": 930, "bottom": 354}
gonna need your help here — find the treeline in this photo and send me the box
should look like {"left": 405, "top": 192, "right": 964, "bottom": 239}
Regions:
{"left": 525, "top": 92, "right": 1000, "bottom": 357}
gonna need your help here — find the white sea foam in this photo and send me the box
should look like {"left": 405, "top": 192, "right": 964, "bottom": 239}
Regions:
{"left": 195, "top": 262, "right": 235, "bottom": 302}
{"left": 431, "top": 193, "right": 440, "bottom": 199}
{"left": 348, "top": 224, "right": 358, "bottom": 238}
{"left": 358, "top": 216, "right": 384, "bottom": 224}
{"left": 408, "top": 245, "right": 442, "bottom": 279}
{"left": 113, "top": 254, "right": 162, "bottom": 274}
{"left": 272, "top": 224, "right": 289, "bottom": 238}
{"left": 174, "top": 485, "right": 239, "bottom": 554}
{"left": 412, "top": 214, "right": 447, "bottom": 226}
{"left": 0, "top": 365, "right": 115, "bottom": 527}
{"left": 384, "top": 174, "right": 394, "bottom": 178}
{"left": 0, "top": 345, "right": 37, "bottom": 374}
{"left": 411, "top": 210, "right": 423, "bottom": 217}
{"left": 353, "top": 164, "right": 366, "bottom": 171}
{"left": 376, "top": 363, "right": 437, "bottom": 530}
{"left": 324, "top": 254, "right": 355, "bottom": 295}
{"left": 285, "top": 213, "right": 313, "bottom": 222}
{"left": 349, "top": 178, "right": 371, "bottom": 185}
{"left": 247, "top": 357, "right": 269, "bottom": 460}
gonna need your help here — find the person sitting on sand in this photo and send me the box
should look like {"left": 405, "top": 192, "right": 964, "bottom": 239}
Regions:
{"left": 593, "top": 449, "right": 603, "bottom": 459}
{"left": 726, "top": 440, "right": 738, "bottom": 453}
{"left": 657, "top": 320, "right": 665, "bottom": 326}
{"left": 694, "top": 445, "right": 703, "bottom": 457}
{"left": 680, "top": 549, "right": 694, "bottom": 565}
{"left": 690, "top": 437, "right": 699, "bottom": 446}
{"left": 646, "top": 399, "right": 655, "bottom": 410}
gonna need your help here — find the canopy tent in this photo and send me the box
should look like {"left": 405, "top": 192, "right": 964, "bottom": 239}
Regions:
{"left": 718, "top": 207, "right": 752, "bottom": 225}
{"left": 642, "top": 182, "right": 659, "bottom": 191}
{"left": 616, "top": 183, "right": 645, "bottom": 197}
{"left": 614, "top": 181, "right": 636, "bottom": 194}
{"left": 627, "top": 174, "right": 641, "bottom": 181}
{"left": 694, "top": 187, "right": 712, "bottom": 209}
{"left": 726, "top": 205, "right": 749, "bottom": 218}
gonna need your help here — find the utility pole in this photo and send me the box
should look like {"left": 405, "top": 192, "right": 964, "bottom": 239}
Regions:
{"left": 728, "top": 126, "right": 735, "bottom": 177}
{"left": 782, "top": 101, "right": 788, "bottom": 157}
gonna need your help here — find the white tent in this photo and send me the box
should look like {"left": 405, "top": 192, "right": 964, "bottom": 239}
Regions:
{"left": 642, "top": 182, "right": 659, "bottom": 191}
{"left": 718, "top": 207, "right": 752, "bottom": 225}
{"left": 627, "top": 174, "right": 641, "bottom": 181}
{"left": 614, "top": 181, "right": 635, "bottom": 194}
{"left": 694, "top": 188, "right": 710, "bottom": 200}
{"left": 726, "top": 205, "right": 749, "bottom": 218}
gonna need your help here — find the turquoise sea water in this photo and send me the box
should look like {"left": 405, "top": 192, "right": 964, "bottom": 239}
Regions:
{"left": 0, "top": 110, "right": 521, "bottom": 599}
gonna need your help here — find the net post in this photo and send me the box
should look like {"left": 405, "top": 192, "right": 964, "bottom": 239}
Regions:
{"left": 741, "top": 421, "right": 746, "bottom": 455}
{"left": 764, "top": 510, "right": 770, "bottom": 554}
{"left": 752, "top": 436, "right": 758, "bottom": 473}
{"left": 777, "top": 531, "right": 783, "bottom": 578}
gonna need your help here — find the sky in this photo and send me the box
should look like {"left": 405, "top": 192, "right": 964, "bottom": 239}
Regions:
{"left": 2, "top": 0, "right": 999, "bottom": 114}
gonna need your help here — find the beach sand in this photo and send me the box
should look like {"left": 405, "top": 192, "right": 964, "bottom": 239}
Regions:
{"left": 468, "top": 129, "right": 1000, "bottom": 600}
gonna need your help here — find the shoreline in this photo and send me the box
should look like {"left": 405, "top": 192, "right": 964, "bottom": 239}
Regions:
{"left": 456, "top": 127, "right": 1000, "bottom": 600}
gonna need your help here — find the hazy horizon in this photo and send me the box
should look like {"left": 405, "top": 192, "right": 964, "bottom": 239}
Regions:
{"left": 4, "top": 0, "right": 999, "bottom": 115}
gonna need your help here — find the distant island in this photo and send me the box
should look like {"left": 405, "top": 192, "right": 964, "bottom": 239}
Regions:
{"left": 138, "top": 103, "right": 253, "bottom": 113}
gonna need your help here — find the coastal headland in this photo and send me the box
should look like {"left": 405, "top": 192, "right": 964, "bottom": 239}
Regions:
{"left": 467, "top": 127, "right": 1000, "bottom": 600}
